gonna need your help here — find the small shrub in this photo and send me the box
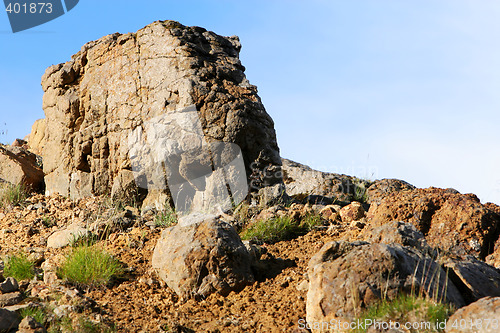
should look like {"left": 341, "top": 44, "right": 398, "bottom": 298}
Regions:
{"left": 58, "top": 245, "right": 123, "bottom": 288}
{"left": 352, "top": 293, "right": 454, "bottom": 333}
{"left": 241, "top": 214, "right": 323, "bottom": 243}
{"left": 41, "top": 216, "right": 56, "bottom": 228}
{"left": 3, "top": 252, "right": 34, "bottom": 281}
{"left": 154, "top": 207, "right": 178, "bottom": 228}
{"left": 0, "top": 183, "right": 28, "bottom": 208}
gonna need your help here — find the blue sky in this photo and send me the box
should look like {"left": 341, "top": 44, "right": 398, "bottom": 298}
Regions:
{"left": 1, "top": 0, "right": 499, "bottom": 204}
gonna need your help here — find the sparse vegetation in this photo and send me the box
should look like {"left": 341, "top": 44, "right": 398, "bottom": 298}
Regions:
{"left": 352, "top": 293, "right": 454, "bottom": 332}
{"left": 20, "top": 306, "right": 48, "bottom": 326}
{"left": 154, "top": 206, "right": 178, "bottom": 227}
{"left": 0, "top": 183, "right": 28, "bottom": 208}
{"left": 352, "top": 178, "right": 371, "bottom": 203}
{"left": 48, "top": 315, "right": 116, "bottom": 333}
{"left": 3, "top": 252, "right": 35, "bottom": 281}
{"left": 58, "top": 245, "right": 123, "bottom": 288}
{"left": 240, "top": 214, "right": 323, "bottom": 243}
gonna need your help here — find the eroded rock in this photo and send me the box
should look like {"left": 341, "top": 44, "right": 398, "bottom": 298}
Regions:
{"left": 306, "top": 241, "right": 464, "bottom": 326}
{"left": 152, "top": 217, "right": 254, "bottom": 299}
{"left": 0, "top": 145, "right": 44, "bottom": 192}
{"left": 445, "top": 297, "right": 500, "bottom": 333}
{"left": 37, "top": 20, "right": 282, "bottom": 205}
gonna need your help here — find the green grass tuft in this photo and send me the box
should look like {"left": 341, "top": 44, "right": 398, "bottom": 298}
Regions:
{"left": 20, "top": 306, "right": 47, "bottom": 326}
{"left": 0, "top": 183, "right": 28, "bottom": 208}
{"left": 58, "top": 245, "right": 123, "bottom": 288}
{"left": 240, "top": 214, "right": 323, "bottom": 243}
{"left": 154, "top": 207, "right": 178, "bottom": 228}
{"left": 352, "top": 293, "right": 454, "bottom": 332}
{"left": 3, "top": 252, "right": 35, "bottom": 281}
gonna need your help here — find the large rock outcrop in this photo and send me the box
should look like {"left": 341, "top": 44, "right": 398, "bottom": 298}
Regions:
{"left": 38, "top": 20, "right": 281, "bottom": 207}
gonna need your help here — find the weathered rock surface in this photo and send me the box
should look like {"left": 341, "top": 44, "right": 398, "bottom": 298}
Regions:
{"left": 27, "top": 119, "right": 47, "bottom": 156}
{"left": 339, "top": 201, "right": 365, "bottom": 223}
{"left": 367, "top": 188, "right": 500, "bottom": 259}
{"left": 152, "top": 217, "right": 254, "bottom": 299}
{"left": 0, "top": 291, "right": 24, "bottom": 307}
{"left": 0, "top": 277, "right": 19, "bottom": 294}
{"left": 365, "top": 178, "right": 415, "bottom": 204}
{"left": 306, "top": 241, "right": 464, "bottom": 325}
{"left": 38, "top": 20, "right": 282, "bottom": 206}
{"left": 46, "top": 223, "right": 89, "bottom": 248}
{"left": 0, "top": 145, "right": 44, "bottom": 192}
{"left": 443, "top": 257, "right": 500, "bottom": 304}
{"left": 0, "top": 308, "right": 21, "bottom": 332}
{"left": 446, "top": 297, "right": 500, "bottom": 333}
{"left": 281, "top": 158, "right": 362, "bottom": 203}
{"left": 358, "top": 221, "right": 432, "bottom": 254}
{"left": 17, "top": 316, "right": 47, "bottom": 333}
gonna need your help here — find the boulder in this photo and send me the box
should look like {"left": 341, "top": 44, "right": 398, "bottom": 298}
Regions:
{"left": 0, "top": 308, "right": 21, "bottom": 332}
{"left": 339, "top": 201, "right": 365, "bottom": 223}
{"left": 443, "top": 257, "right": 500, "bottom": 304}
{"left": 37, "top": 20, "right": 282, "bottom": 206}
{"left": 367, "top": 188, "right": 500, "bottom": 259}
{"left": 446, "top": 297, "right": 500, "bottom": 333}
{"left": 152, "top": 217, "right": 254, "bottom": 299}
{"left": 306, "top": 241, "right": 464, "bottom": 326}
{"left": 281, "top": 158, "right": 362, "bottom": 203}
{"left": 47, "top": 223, "right": 89, "bottom": 248}
{"left": 0, "top": 145, "right": 44, "bottom": 192}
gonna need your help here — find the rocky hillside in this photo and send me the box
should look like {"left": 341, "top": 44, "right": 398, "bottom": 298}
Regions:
{"left": 1, "top": 20, "right": 500, "bottom": 333}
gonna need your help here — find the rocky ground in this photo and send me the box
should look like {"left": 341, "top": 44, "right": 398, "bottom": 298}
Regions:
{"left": 0, "top": 193, "right": 340, "bottom": 332}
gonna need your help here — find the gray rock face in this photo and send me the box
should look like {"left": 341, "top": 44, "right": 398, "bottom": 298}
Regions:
{"left": 359, "top": 221, "right": 433, "bottom": 254}
{"left": 306, "top": 241, "right": 464, "bottom": 326}
{"left": 152, "top": 217, "right": 254, "bottom": 299}
{"left": 446, "top": 297, "right": 500, "bottom": 333}
{"left": 443, "top": 257, "right": 500, "bottom": 304}
{"left": 38, "top": 20, "right": 281, "bottom": 205}
{"left": 0, "top": 308, "right": 21, "bottom": 332}
{"left": 281, "top": 158, "right": 361, "bottom": 203}
{"left": 0, "top": 145, "right": 44, "bottom": 192}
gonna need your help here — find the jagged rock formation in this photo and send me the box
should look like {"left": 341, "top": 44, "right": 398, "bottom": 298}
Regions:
{"left": 38, "top": 20, "right": 281, "bottom": 206}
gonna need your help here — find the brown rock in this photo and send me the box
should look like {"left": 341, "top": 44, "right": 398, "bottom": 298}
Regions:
{"left": 365, "top": 178, "right": 415, "bottom": 204}
{"left": 306, "top": 241, "right": 464, "bottom": 326}
{"left": 339, "top": 201, "right": 365, "bottom": 223}
{"left": 27, "top": 119, "right": 46, "bottom": 156}
{"left": 367, "top": 188, "right": 500, "bottom": 259}
{"left": 38, "top": 20, "right": 282, "bottom": 204}
{"left": 0, "top": 145, "right": 44, "bottom": 192}
{"left": 152, "top": 217, "right": 254, "bottom": 299}
{"left": 445, "top": 297, "right": 500, "bottom": 333}
{"left": 17, "top": 316, "right": 47, "bottom": 333}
